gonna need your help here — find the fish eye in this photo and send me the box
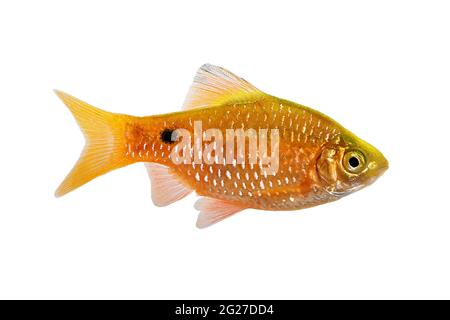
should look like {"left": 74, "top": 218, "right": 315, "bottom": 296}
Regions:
{"left": 349, "top": 156, "right": 359, "bottom": 168}
{"left": 343, "top": 150, "right": 366, "bottom": 174}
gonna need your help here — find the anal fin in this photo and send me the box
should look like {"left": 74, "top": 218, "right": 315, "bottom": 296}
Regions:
{"left": 145, "top": 163, "right": 192, "bottom": 207}
{"left": 195, "top": 197, "right": 246, "bottom": 228}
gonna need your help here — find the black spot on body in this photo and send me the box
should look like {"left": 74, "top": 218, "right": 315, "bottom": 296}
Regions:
{"left": 160, "top": 128, "right": 176, "bottom": 144}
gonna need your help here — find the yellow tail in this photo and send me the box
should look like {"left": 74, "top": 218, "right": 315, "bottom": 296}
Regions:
{"left": 54, "top": 90, "right": 133, "bottom": 197}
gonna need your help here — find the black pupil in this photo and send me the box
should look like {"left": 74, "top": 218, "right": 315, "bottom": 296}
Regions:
{"left": 349, "top": 156, "right": 360, "bottom": 168}
{"left": 160, "top": 129, "right": 175, "bottom": 144}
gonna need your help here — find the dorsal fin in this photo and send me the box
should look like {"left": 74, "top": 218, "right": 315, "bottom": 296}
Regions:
{"left": 145, "top": 163, "right": 193, "bottom": 207}
{"left": 182, "top": 64, "right": 265, "bottom": 110}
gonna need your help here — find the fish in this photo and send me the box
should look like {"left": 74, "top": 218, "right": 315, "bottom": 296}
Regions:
{"left": 55, "top": 64, "right": 388, "bottom": 228}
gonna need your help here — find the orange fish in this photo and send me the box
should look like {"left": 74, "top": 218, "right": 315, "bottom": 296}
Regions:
{"left": 55, "top": 64, "right": 388, "bottom": 228}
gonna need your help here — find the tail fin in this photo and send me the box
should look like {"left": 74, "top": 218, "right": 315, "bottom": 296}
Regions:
{"left": 54, "top": 90, "right": 133, "bottom": 197}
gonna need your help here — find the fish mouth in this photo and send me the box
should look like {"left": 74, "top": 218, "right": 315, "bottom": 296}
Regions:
{"left": 377, "top": 164, "right": 389, "bottom": 178}
{"left": 377, "top": 155, "right": 389, "bottom": 172}
{"left": 325, "top": 162, "right": 389, "bottom": 197}
{"left": 367, "top": 156, "right": 389, "bottom": 179}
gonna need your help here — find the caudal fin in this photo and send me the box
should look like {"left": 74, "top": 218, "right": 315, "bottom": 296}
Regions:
{"left": 54, "top": 90, "right": 133, "bottom": 197}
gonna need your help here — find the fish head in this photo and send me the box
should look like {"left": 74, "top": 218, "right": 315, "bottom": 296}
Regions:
{"left": 316, "top": 132, "right": 388, "bottom": 197}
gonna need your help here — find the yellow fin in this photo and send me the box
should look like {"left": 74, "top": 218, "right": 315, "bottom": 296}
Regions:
{"left": 182, "top": 64, "right": 265, "bottom": 110}
{"left": 54, "top": 90, "right": 133, "bottom": 197}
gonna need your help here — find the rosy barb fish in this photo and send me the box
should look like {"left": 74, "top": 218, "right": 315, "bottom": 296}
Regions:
{"left": 55, "top": 64, "right": 388, "bottom": 228}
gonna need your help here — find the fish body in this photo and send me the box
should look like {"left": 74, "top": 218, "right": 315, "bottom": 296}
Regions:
{"left": 55, "top": 64, "right": 388, "bottom": 227}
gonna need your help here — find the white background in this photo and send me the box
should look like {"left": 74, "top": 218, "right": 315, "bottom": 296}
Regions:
{"left": 1, "top": 0, "right": 449, "bottom": 299}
